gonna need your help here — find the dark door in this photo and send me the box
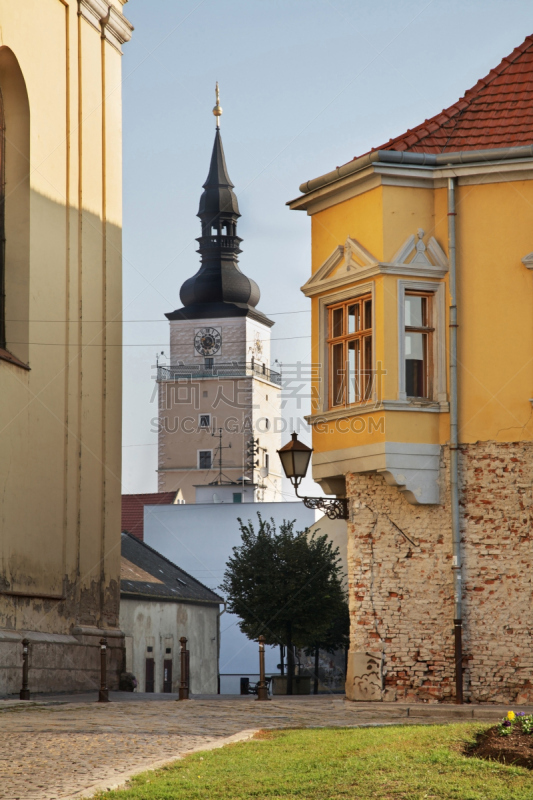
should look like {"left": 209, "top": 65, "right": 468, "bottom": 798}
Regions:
{"left": 163, "top": 659, "right": 173, "bottom": 693}
{"left": 145, "top": 658, "right": 155, "bottom": 692}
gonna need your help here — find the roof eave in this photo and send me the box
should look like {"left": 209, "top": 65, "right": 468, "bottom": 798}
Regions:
{"left": 120, "top": 591, "right": 222, "bottom": 606}
{"left": 288, "top": 145, "right": 533, "bottom": 211}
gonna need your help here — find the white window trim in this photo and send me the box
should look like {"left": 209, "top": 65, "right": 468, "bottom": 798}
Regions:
{"left": 318, "top": 282, "right": 375, "bottom": 413}
{"left": 197, "top": 449, "right": 213, "bottom": 470}
{"left": 198, "top": 413, "right": 211, "bottom": 429}
{"left": 398, "top": 280, "right": 447, "bottom": 406}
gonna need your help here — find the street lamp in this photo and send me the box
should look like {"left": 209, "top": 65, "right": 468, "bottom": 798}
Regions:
{"left": 277, "top": 432, "right": 349, "bottom": 520}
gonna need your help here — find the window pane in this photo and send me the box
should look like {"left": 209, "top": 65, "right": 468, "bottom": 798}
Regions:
{"left": 332, "top": 342, "right": 344, "bottom": 405}
{"left": 348, "top": 304, "right": 360, "bottom": 334}
{"left": 364, "top": 300, "right": 372, "bottom": 330}
{"left": 347, "top": 339, "right": 360, "bottom": 404}
{"left": 364, "top": 336, "right": 372, "bottom": 399}
{"left": 199, "top": 451, "right": 212, "bottom": 469}
{"left": 332, "top": 308, "right": 343, "bottom": 338}
{"left": 405, "top": 295, "right": 427, "bottom": 328}
{"left": 405, "top": 332, "right": 426, "bottom": 397}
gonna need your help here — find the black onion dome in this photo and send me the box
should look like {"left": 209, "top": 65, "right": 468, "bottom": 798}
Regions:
{"left": 166, "top": 127, "right": 273, "bottom": 327}
{"left": 179, "top": 263, "right": 260, "bottom": 308}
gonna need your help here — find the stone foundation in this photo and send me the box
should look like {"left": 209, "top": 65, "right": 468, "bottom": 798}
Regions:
{"left": 345, "top": 441, "right": 533, "bottom": 703}
{"left": 0, "top": 628, "right": 124, "bottom": 696}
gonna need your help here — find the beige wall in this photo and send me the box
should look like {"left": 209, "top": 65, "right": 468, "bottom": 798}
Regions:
{"left": 0, "top": 0, "right": 132, "bottom": 692}
{"left": 159, "top": 314, "right": 282, "bottom": 502}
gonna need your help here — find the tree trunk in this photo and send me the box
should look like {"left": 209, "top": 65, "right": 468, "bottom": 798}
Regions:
{"left": 286, "top": 627, "right": 294, "bottom": 695}
{"left": 279, "top": 644, "right": 284, "bottom": 677}
{"left": 314, "top": 647, "right": 319, "bottom": 695}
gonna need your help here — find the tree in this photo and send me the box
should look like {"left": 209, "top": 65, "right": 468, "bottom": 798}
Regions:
{"left": 221, "top": 514, "right": 347, "bottom": 694}
{"left": 304, "top": 595, "right": 350, "bottom": 694}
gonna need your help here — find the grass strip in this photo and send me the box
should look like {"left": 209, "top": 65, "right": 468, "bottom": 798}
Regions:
{"left": 96, "top": 723, "right": 533, "bottom": 799}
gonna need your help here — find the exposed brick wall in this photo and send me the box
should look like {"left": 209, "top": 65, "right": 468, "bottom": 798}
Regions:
{"left": 346, "top": 441, "right": 533, "bottom": 703}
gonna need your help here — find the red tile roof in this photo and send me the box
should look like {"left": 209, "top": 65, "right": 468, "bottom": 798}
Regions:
{"left": 121, "top": 492, "right": 177, "bottom": 541}
{"left": 363, "top": 35, "right": 533, "bottom": 156}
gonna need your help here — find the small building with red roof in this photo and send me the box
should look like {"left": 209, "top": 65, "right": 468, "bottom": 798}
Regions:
{"left": 289, "top": 35, "right": 533, "bottom": 704}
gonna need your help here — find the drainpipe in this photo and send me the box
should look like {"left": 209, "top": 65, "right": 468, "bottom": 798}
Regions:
{"left": 447, "top": 176, "right": 463, "bottom": 704}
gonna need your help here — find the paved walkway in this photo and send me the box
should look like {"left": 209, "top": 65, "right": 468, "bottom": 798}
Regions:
{"left": 0, "top": 693, "right": 527, "bottom": 800}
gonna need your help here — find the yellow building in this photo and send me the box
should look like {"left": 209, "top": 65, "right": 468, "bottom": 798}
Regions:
{"left": 289, "top": 35, "right": 533, "bottom": 703}
{"left": 0, "top": 0, "right": 132, "bottom": 694}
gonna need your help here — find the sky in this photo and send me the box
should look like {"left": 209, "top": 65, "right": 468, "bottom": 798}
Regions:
{"left": 121, "top": 0, "right": 533, "bottom": 494}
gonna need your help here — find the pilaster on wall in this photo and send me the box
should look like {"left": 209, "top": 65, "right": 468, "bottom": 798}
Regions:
{"left": 78, "top": 0, "right": 133, "bottom": 53}
{"left": 345, "top": 441, "right": 533, "bottom": 704}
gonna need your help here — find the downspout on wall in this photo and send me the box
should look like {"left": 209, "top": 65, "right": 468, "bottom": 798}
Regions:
{"left": 447, "top": 176, "right": 463, "bottom": 704}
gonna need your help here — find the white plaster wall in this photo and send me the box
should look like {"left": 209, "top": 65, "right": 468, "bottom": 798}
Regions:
{"left": 120, "top": 598, "right": 220, "bottom": 695}
{"left": 251, "top": 377, "right": 282, "bottom": 502}
{"left": 245, "top": 318, "right": 272, "bottom": 369}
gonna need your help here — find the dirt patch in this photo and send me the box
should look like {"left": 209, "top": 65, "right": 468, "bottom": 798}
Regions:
{"left": 469, "top": 726, "right": 533, "bottom": 770}
{"left": 253, "top": 729, "right": 275, "bottom": 740}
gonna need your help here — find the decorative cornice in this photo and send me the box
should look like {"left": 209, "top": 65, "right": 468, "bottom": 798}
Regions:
{"left": 288, "top": 154, "right": 533, "bottom": 216}
{"left": 79, "top": 0, "right": 133, "bottom": 51}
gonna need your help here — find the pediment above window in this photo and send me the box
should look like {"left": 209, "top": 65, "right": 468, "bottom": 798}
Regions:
{"left": 301, "top": 229, "right": 448, "bottom": 297}
{"left": 522, "top": 251, "right": 533, "bottom": 268}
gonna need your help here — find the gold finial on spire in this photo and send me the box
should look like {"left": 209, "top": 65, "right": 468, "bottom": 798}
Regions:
{"left": 213, "top": 81, "right": 222, "bottom": 128}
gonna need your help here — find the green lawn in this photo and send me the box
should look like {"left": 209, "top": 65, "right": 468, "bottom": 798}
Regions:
{"left": 96, "top": 724, "right": 533, "bottom": 800}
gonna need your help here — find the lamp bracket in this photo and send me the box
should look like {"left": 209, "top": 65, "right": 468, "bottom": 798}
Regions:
{"left": 302, "top": 496, "right": 349, "bottom": 520}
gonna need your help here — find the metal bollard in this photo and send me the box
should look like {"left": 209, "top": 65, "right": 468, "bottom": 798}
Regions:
{"left": 98, "top": 637, "right": 110, "bottom": 703}
{"left": 178, "top": 636, "right": 189, "bottom": 700}
{"left": 256, "top": 635, "right": 270, "bottom": 701}
{"left": 20, "top": 638, "right": 30, "bottom": 700}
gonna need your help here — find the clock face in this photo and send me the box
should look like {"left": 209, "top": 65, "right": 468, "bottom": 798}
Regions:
{"left": 194, "top": 327, "right": 222, "bottom": 356}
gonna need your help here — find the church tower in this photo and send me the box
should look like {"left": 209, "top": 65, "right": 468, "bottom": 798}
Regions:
{"left": 157, "top": 87, "right": 282, "bottom": 504}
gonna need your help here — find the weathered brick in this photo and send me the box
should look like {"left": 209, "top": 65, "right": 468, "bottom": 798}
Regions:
{"left": 346, "top": 441, "right": 533, "bottom": 703}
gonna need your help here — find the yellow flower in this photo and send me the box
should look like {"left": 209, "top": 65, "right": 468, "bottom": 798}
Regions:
{"left": 507, "top": 711, "right": 515, "bottom": 721}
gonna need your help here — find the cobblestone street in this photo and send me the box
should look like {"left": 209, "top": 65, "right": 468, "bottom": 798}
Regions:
{"left": 1, "top": 693, "right": 527, "bottom": 800}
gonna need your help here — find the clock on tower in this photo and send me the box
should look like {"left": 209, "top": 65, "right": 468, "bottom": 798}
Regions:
{"left": 194, "top": 327, "right": 222, "bottom": 356}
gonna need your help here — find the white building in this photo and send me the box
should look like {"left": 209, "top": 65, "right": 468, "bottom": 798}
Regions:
{"left": 144, "top": 501, "right": 316, "bottom": 685}
{"left": 120, "top": 532, "right": 222, "bottom": 695}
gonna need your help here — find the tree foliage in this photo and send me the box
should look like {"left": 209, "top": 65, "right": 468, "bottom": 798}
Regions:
{"left": 221, "top": 514, "right": 348, "bottom": 681}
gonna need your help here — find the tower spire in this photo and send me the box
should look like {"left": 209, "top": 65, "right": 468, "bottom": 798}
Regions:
{"left": 165, "top": 91, "right": 273, "bottom": 328}
{"left": 213, "top": 81, "right": 222, "bottom": 128}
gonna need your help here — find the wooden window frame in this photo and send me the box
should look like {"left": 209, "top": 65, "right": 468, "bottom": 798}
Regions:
{"left": 404, "top": 291, "right": 434, "bottom": 399}
{"left": 327, "top": 294, "right": 372, "bottom": 409}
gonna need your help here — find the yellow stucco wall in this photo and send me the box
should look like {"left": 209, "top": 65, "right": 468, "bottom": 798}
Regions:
{"left": 0, "top": 0, "right": 130, "bottom": 633}
{"left": 305, "top": 173, "right": 533, "bottom": 462}
{"left": 311, "top": 187, "right": 384, "bottom": 271}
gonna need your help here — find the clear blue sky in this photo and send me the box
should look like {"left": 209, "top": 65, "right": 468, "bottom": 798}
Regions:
{"left": 121, "top": 0, "right": 533, "bottom": 493}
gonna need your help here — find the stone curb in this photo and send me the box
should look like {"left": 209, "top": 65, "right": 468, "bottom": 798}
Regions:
{"left": 74, "top": 729, "right": 260, "bottom": 799}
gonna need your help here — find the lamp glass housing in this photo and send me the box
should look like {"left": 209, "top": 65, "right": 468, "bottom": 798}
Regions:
{"left": 277, "top": 433, "right": 313, "bottom": 483}
{"left": 292, "top": 448, "right": 312, "bottom": 479}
